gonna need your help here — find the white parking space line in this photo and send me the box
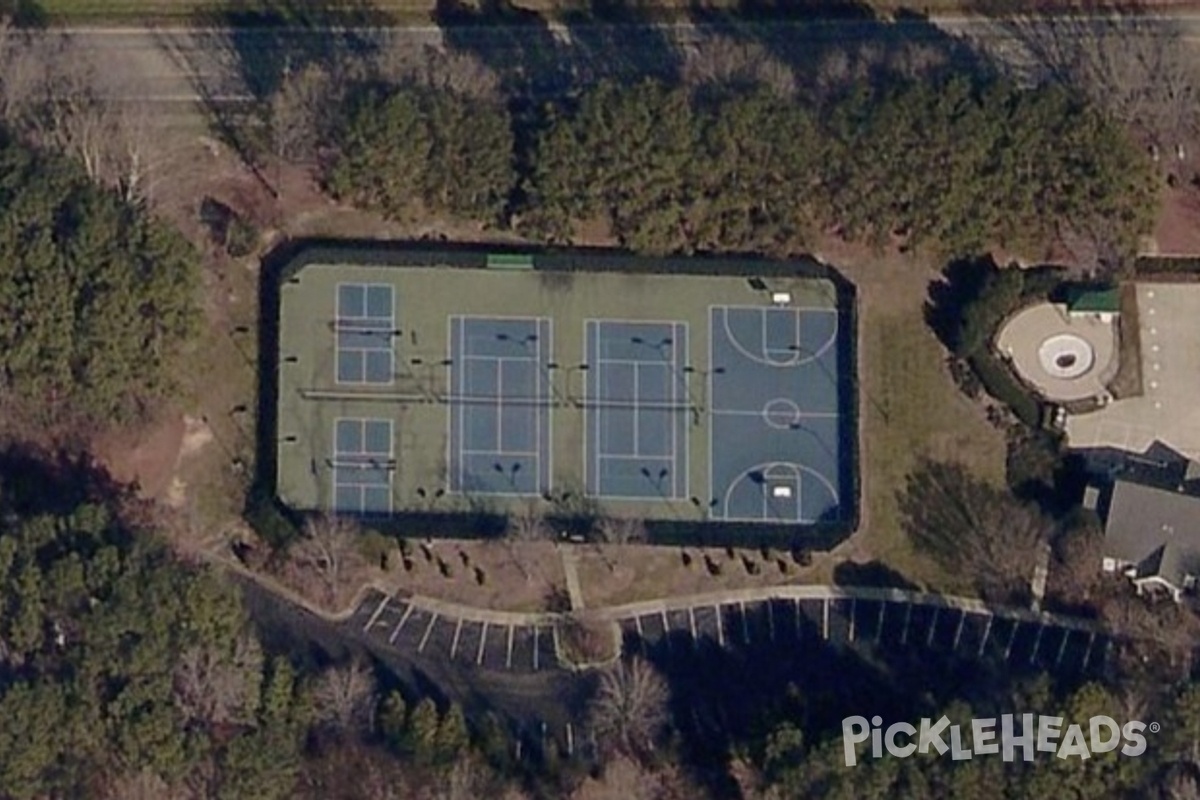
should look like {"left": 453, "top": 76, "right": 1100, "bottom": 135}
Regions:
{"left": 715, "top": 605, "right": 725, "bottom": 648}
{"left": 926, "top": 607, "right": 940, "bottom": 647}
{"left": 1028, "top": 623, "right": 1044, "bottom": 665}
{"left": 476, "top": 621, "right": 489, "bottom": 665}
{"left": 1055, "top": 630, "right": 1070, "bottom": 668}
{"left": 739, "top": 601, "right": 750, "bottom": 645}
{"left": 449, "top": 619, "right": 463, "bottom": 660}
{"left": 822, "top": 598, "right": 829, "bottom": 640}
{"left": 977, "top": 615, "right": 993, "bottom": 657}
{"left": 389, "top": 604, "right": 415, "bottom": 644}
{"left": 660, "top": 611, "right": 671, "bottom": 653}
{"left": 766, "top": 601, "right": 776, "bottom": 642}
{"left": 1081, "top": 631, "right": 1096, "bottom": 670}
{"left": 688, "top": 607, "right": 698, "bottom": 648}
{"left": 848, "top": 598, "right": 856, "bottom": 642}
{"left": 1003, "top": 622, "right": 1019, "bottom": 661}
{"left": 417, "top": 613, "right": 438, "bottom": 653}
{"left": 533, "top": 626, "right": 539, "bottom": 670}
{"left": 952, "top": 611, "right": 966, "bottom": 651}
{"left": 505, "top": 625, "right": 515, "bottom": 669}
{"left": 364, "top": 594, "right": 390, "bottom": 632}
{"left": 900, "top": 604, "right": 913, "bottom": 645}
{"left": 875, "top": 602, "right": 885, "bottom": 644}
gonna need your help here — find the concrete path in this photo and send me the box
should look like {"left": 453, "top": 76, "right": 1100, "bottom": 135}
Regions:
{"left": 560, "top": 545, "right": 585, "bottom": 611}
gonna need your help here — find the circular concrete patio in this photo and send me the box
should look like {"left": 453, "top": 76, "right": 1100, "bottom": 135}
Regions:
{"left": 996, "top": 303, "right": 1117, "bottom": 402}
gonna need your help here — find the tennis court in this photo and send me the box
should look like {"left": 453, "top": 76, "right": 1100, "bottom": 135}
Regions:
{"left": 709, "top": 305, "right": 841, "bottom": 523}
{"left": 275, "top": 248, "right": 855, "bottom": 538}
{"left": 447, "top": 315, "right": 553, "bottom": 496}
{"left": 584, "top": 320, "right": 690, "bottom": 500}
{"left": 331, "top": 418, "right": 395, "bottom": 514}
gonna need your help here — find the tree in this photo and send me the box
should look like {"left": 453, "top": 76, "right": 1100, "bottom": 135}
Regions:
{"left": 587, "top": 656, "right": 670, "bottom": 758}
{"left": 977, "top": 3, "right": 1200, "bottom": 156}
{"left": 172, "top": 632, "right": 264, "bottom": 727}
{"left": 310, "top": 658, "right": 377, "bottom": 739}
{"left": 593, "top": 515, "right": 646, "bottom": 546}
{"left": 0, "top": 132, "right": 199, "bottom": 423}
{"left": 0, "top": 453, "right": 271, "bottom": 798}
{"left": 897, "top": 457, "right": 1055, "bottom": 601}
{"left": 289, "top": 513, "right": 366, "bottom": 607}
{"left": 326, "top": 83, "right": 514, "bottom": 225}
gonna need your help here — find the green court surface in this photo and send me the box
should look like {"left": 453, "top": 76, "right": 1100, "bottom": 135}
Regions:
{"left": 274, "top": 247, "right": 854, "bottom": 532}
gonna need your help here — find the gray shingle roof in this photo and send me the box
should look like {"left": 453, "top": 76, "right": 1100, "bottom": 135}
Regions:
{"left": 1105, "top": 479, "right": 1200, "bottom": 590}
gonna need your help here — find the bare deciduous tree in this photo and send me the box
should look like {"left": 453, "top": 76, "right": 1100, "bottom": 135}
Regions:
{"left": 588, "top": 656, "right": 670, "bottom": 758}
{"left": 1163, "top": 770, "right": 1200, "bottom": 800}
{"left": 291, "top": 513, "right": 366, "bottom": 607}
{"left": 311, "top": 658, "right": 377, "bottom": 738}
{"left": 976, "top": 3, "right": 1200, "bottom": 154}
{"left": 899, "top": 458, "right": 1056, "bottom": 602}
{"left": 681, "top": 35, "right": 796, "bottom": 98}
{"left": 593, "top": 516, "right": 646, "bottom": 546}
{"left": 0, "top": 22, "right": 169, "bottom": 205}
{"left": 270, "top": 63, "right": 341, "bottom": 164}
{"left": 506, "top": 501, "right": 552, "bottom": 543}
{"left": 102, "top": 769, "right": 172, "bottom": 800}
{"left": 172, "top": 632, "right": 264, "bottom": 726}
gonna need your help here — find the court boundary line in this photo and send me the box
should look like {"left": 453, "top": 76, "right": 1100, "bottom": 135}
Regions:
{"left": 717, "top": 462, "right": 838, "bottom": 524}
{"left": 583, "top": 318, "right": 690, "bottom": 501}
{"left": 707, "top": 305, "right": 842, "bottom": 523}
{"left": 330, "top": 416, "right": 395, "bottom": 515}
{"left": 333, "top": 281, "right": 396, "bottom": 387}
{"left": 447, "top": 314, "right": 551, "bottom": 498}
{"left": 710, "top": 304, "right": 838, "bottom": 370}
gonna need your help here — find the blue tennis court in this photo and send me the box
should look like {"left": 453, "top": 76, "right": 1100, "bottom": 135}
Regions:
{"left": 709, "top": 305, "right": 842, "bottom": 523}
{"left": 448, "top": 316, "right": 552, "bottom": 496}
{"left": 585, "top": 320, "right": 689, "bottom": 500}
{"left": 331, "top": 418, "right": 394, "bottom": 514}
{"left": 335, "top": 282, "right": 395, "bottom": 384}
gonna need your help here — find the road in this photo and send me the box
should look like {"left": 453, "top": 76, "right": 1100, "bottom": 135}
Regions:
{"left": 11, "top": 12, "right": 1200, "bottom": 106}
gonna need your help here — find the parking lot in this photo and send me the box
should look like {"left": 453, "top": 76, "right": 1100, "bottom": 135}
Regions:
{"left": 348, "top": 588, "right": 563, "bottom": 674}
{"left": 609, "top": 592, "right": 1109, "bottom": 675}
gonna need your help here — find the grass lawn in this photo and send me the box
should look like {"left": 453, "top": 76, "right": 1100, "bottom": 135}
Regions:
{"left": 857, "top": 303, "right": 1007, "bottom": 592}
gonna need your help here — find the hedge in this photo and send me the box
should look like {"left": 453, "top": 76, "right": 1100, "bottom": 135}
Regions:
{"left": 968, "top": 352, "right": 1043, "bottom": 429}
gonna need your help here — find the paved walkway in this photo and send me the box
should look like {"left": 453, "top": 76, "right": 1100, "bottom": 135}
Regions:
{"left": 560, "top": 545, "right": 585, "bottom": 611}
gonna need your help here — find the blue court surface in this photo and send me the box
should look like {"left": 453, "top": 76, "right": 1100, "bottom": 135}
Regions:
{"left": 331, "top": 418, "right": 394, "bottom": 514}
{"left": 448, "top": 316, "right": 553, "bottom": 495}
{"left": 709, "top": 306, "right": 842, "bottom": 523}
{"left": 584, "top": 320, "right": 690, "bottom": 500}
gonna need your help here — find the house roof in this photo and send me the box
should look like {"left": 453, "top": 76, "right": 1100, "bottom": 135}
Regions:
{"left": 1104, "top": 479, "right": 1200, "bottom": 589}
{"left": 1066, "top": 287, "right": 1121, "bottom": 314}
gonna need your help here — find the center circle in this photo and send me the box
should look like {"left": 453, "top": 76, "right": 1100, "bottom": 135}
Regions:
{"left": 764, "top": 398, "right": 802, "bottom": 429}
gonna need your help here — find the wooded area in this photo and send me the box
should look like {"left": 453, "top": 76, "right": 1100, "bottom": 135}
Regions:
{"left": 322, "top": 75, "right": 1157, "bottom": 260}
{"left": 0, "top": 131, "right": 199, "bottom": 424}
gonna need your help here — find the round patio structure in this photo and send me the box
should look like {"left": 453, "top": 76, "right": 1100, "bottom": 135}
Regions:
{"left": 995, "top": 302, "right": 1117, "bottom": 403}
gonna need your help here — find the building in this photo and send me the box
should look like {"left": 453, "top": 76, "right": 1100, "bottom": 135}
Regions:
{"left": 1093, "top": 477, "right": 1200, "bottom": 601}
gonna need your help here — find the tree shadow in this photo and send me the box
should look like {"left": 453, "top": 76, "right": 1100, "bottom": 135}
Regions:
{"left": 832, "top": 560, "right": 919, "bottom": 590}
{"left": 686, "top": 0, "right": 997, "bottom": 101}
{"left": 434, "top": 0, "right": 683, "bottom": 102}
{"left": 924, "top": 256, "right": 998, "bottom": 353}
{"left": 0, "top": 0, "right": 45, "bottom": 26}
{"left": 153, "top": 0, "right": 393, "bottom": 192}
{"left": 967, "top": 0, "right": 1198, "bottom": 153}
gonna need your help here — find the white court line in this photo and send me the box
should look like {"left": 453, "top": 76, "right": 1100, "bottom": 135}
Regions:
{"left": 460, "top": 447, "right": 539, "bottom": 457}
{"left": 710, "top": 409, "right": 839, "bottom": 419}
